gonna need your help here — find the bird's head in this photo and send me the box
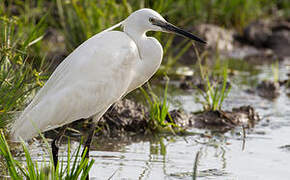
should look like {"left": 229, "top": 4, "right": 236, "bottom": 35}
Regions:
{"left": 123, "top": 8, "right": 206, "bottom": 44}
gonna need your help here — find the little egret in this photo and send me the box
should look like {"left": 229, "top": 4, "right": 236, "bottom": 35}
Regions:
{"left": 11, "top": 8, "right": 205, "bottom": 173}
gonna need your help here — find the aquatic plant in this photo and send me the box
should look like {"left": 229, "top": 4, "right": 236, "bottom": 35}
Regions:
{"left": 204, "top": 65, "right": 231, "bottom": 111}
{"left": 140, "top": 78, "right": 177, "bottom": 132}
{"left": 193, "top": 45, "right": 231, "bottom": 111}
{"left": 0, "top": 131, "right": 94, "bottom": 179}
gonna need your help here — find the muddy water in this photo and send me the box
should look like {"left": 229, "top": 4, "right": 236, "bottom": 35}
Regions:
{"left": 82, "top": 60, "right": 290, "bottom": 179}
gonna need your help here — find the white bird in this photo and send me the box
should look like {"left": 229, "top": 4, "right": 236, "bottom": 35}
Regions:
{"left": 11, "top": 8, "right": 205, "bottom": 170}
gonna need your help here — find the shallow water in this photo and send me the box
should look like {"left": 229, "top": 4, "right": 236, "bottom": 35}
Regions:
{"left": 81, "top": 60, "right": 290, "bottom": 179}
{"left": 18, "top": 60, "right": 290, "bottom": 179}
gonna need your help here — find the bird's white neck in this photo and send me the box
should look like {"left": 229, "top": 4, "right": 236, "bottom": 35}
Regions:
{"left": 124, "top": 28, "right": 163, "bottom": 92}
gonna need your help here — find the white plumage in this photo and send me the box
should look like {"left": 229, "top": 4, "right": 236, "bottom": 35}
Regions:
{"left": 11, "top": 8, "right": 205, "bottom": 141}
{"left": 11, "top": 9, "right": 163, "bottom": 140}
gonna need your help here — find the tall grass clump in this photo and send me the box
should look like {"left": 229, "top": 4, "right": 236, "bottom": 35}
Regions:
{"left": 0, "top": 15, "right": 48, "bottom": 128}
{"left": 0, "top": 131, "right": 94, "bottom": 179}
{"left": 140, "top": 78, "right": 177, "bottom": 133}
{"left": 202, "top": 64, "right": 231, "bottom": 111}
{"left": 193, "top": 45, "right": 231, "bottom": 111}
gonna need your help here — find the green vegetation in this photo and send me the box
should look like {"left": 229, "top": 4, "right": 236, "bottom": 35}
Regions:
{"left": 272, "top": 61, "right": 279, "bottom": 83}
{"left": 141, "top": 78, "right": 177, "bottom": 133}
{"left": 0, "top": 14, "right": 48, "bottom": 128}
{"left": 0, "top": 131, "right": 94, "bottom": 179}
{"left": 193, "top": 46, "right": 231, "bottom": 111}
{"left": 202, "top": 65, "right": 231, "bottom": 111}
{"left": 55, "top": 0, "right": 131, "bottom": 51}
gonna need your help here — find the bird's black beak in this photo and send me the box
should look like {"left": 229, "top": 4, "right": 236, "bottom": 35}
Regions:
{"left": 151, "top": 19, "right": 206, "bottom": 44}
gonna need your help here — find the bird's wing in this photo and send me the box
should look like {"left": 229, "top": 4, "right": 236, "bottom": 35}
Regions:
{"left": 11, "top": 31, "right": 139, "bottom": 140}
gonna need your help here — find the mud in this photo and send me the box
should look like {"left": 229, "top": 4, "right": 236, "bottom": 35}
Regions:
{"left": 45, "top": 99, "right": 149, "bottom": 139}
{"left": 256, "top": 80, "right": 280, "bottom": 99}
{"left": 99, "top": 101, "right": 260, "bottom": 135}
{"left": 193, "top": 106, "right": 260, "bottom": 131}
{"left": 45, "top": 98, "right": 260, "bottom": 140}
{"left": 179, "top": 75, "right": 206, "bottom": 91}
{"left": 98, "top": 99, "right": 148, "bottom": 136}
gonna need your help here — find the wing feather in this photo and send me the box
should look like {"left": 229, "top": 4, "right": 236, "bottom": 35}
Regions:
{"left": 11, "top": 31, "right": 139, "bottom": 140}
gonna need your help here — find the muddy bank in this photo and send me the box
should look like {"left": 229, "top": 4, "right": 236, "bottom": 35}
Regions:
{"left": 102, "top": 100, "right": 261, "bottom": 134}
{"left": 168, "top": 105, "right": 260, "bottom": 133}
{"left": 45, "top": 99, "right": 260, "bottom": 140}
{"left": 44, "top": 99, "right": 148, "bottom": 140}
{"left": 193, "top": 106, "right": 260, "bottom": 131}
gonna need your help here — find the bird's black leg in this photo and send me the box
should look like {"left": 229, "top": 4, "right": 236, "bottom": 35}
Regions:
{"left": 51, "top": 125, "right": 67, "bottom": 169}
{"left": 81, "top": 122, "right": 97, "bottom": 180}
{"left": 82, "top": 122, "right": 97, "bottom": 158}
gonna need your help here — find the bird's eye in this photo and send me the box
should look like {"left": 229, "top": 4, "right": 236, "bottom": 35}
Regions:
{"left": 149, "top": 17, "right": 154, "bottom": 23}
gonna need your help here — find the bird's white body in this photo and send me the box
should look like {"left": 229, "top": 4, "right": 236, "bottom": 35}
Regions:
{"left": 11, "top": 9, "right": 164, "bottom": 140}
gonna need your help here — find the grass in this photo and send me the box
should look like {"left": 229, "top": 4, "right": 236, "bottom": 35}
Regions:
{"left": 0, "top": 15, "right": 48, "bottom": 128}
{"left": 193, "top": 44, "right": 231, "bottom": 111}
{"left": 0, "top": 8, "right": 95, "bottom": 179}
{"left": 55, "top": 0, "right": 131, "bottom": 51}
{"left": 203, "top": 64, "right": 231, "bottom": 111}
{"left": 0, "top": 131, "right": 94, "bottom": 179}
{"left": 271, "top": 60, "right": 279, "bottom": 83}
{"left": 140, "top": 78, "right": 178, "bottom": 133}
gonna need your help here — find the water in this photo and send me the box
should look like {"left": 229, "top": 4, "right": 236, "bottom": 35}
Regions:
{"left": 81, "top": 60, "right": 290, "bottom": 179}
